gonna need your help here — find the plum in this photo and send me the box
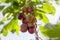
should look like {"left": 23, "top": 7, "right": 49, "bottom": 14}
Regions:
{"left": 28, "top": 27, "right": 34, "bottom": 34}
{"left": 18, "top": 12, "right": 24, "bottom": 19}
{"left": 21, "top": 24, "right": 28, "bottom": 32}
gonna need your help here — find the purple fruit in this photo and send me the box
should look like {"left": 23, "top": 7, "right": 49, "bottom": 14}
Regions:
{"left": 18, "top": 13, "right": 24, "bottom": 19}
{"left": 21, "top": 24, "right": 28, "bottom": 32}
{"left": 28, "top": 27, "right": 34, "bottom": 34}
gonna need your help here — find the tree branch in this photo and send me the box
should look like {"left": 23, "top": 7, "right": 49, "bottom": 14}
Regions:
{"left": 34, "top": 23, "right": 42, "bottom": 40}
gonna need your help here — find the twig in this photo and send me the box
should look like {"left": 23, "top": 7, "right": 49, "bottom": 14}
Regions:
{"left": 34, "top": 23, "right": 42, "bottom": 40}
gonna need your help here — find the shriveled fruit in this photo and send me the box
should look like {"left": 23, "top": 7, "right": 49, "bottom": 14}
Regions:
{"left": 18, "top": 12, "right": 24, "bottom": 19}
{"left": 21, "top": 24, "right": 28, "bottom": 32}
{"left": 28, "top": 27, "right": 34, "bottom": 34}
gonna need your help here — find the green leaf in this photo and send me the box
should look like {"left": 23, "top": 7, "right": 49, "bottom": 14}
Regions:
{"left": 18, "top": 0, "right": 26, "bottom": 7}
{"left": 1, "top": 18, "right": 20, "bottom": 36}
{"left": 31, "top": 0, "right": 36, "bottom": 2}
{"left": 55, "top": 0, "right": 59, "bottom": 4}
{"left": 12, "top": 1, "right": 19, "bottom": 9}
{"left": 36, "top": 12, "right": 42, "bottom": 20}
{"left": 5, "top": 0, "right": 14, "bottom": 3}
{"left": 36, "top": 9, "right": 46, "bottom": 20}
{"left": 0, "top": 13, "right": 11, "bottom": 23}
{"left": 0, "top": 6, "right": 5, "bottom": 11}
{"left": 10, "top": 19, "right": 20, "bottom": 34}
{"left": 39, "top": 25, "right": 48, "bottom": 37}
{"left": 6, "top": 13, "right": 12, "bottom": 19}
{"left": 7, "top": 19, "right": 20, "bottom": 31}
{"left": 0, "top": 0, "right": 15, "bottom": 3}
{"left": 2, "top": 5, "right": 20, "bottom": 18}
{"left": 28, "top": 2, "right": 36, "bottom": 7}
{"left": 40, "top": 23, "right": 60, "bottom": 40}
{"left": 39, "top": 13, "right": 43, "bottom": 19}
{"left": 36, "top": 0, "right": 40, "bottom": 4}
{"left": 39, "top": 25, "right": 44, "bottom": 32}
{"left": 56, "top": 1, "right": 59, "bottom": 4}
{"left": 44, "top": 23, "right": 56, "bottom": 30}
{"left": 43, "top": 0, "right": 49, "bottom": 3}
{"left": 41, "top": 13, "right": 49, "bottom": 24}
{"left": 55, "top": 23, "right": 60, "bottom": 28}
{"left": 0, "top": 21, "right": 4, "bottom": 25}
{"left": 36, "top": 11, "right": 49, "bottom": 23}
{"left": 42, "top": 3, "right": 56, "bottom": 15}
{"left": 11, "top": 29, "right": 16, "bottom": 33}
{"left": 37, "top": 15, "right": 41, "bottom": 20}
{"left": 0, "top": 0, "right": 6, "bottom": 3}
{"left": 2, "top": 6, "right": 14, "bottom": 16}
{"left": 37, "top": 13, "right": 43, "bottom": 20}
{"left": 15, "top": 25, "right": 20, "bottom": 34}
{"left": 2, "top": 18, "right": 7, "bottom": 22}
{"left": 31, "top": 0, "right": 40, "bottom": 4}
{"left": 3, "top": 28, "right": 8, "bottom": 36}
{"left": 37, "top": 9, "right": 46, "bottom": 13}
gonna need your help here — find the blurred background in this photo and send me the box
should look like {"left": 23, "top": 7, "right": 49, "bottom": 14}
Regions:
{"left": 0, "top": 0, "right": 60, "bottom": 40}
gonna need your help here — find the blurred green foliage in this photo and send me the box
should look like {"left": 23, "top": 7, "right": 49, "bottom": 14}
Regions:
{"left": 0, "top": 0, "right": 59, "bottom": 36}
{"left": 40, "top": 23, "right": 60, "bottom": 40}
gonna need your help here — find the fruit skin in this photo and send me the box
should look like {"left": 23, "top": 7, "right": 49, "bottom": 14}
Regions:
{"left": 21, "top": 24, "right": 28, "bottom": 32}
{"left": 18, "top": 13, "right": 24, "bottom": 19}
{"left": 28, "top": 26, "right": 34, "bottom": 34}
{"left": 27, "top": 7, "right": 33, "bottom": 13}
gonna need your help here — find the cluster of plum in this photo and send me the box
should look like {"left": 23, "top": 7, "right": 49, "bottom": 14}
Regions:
{"left": 18, "top": 6, "right": 37, "bottom": 34}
